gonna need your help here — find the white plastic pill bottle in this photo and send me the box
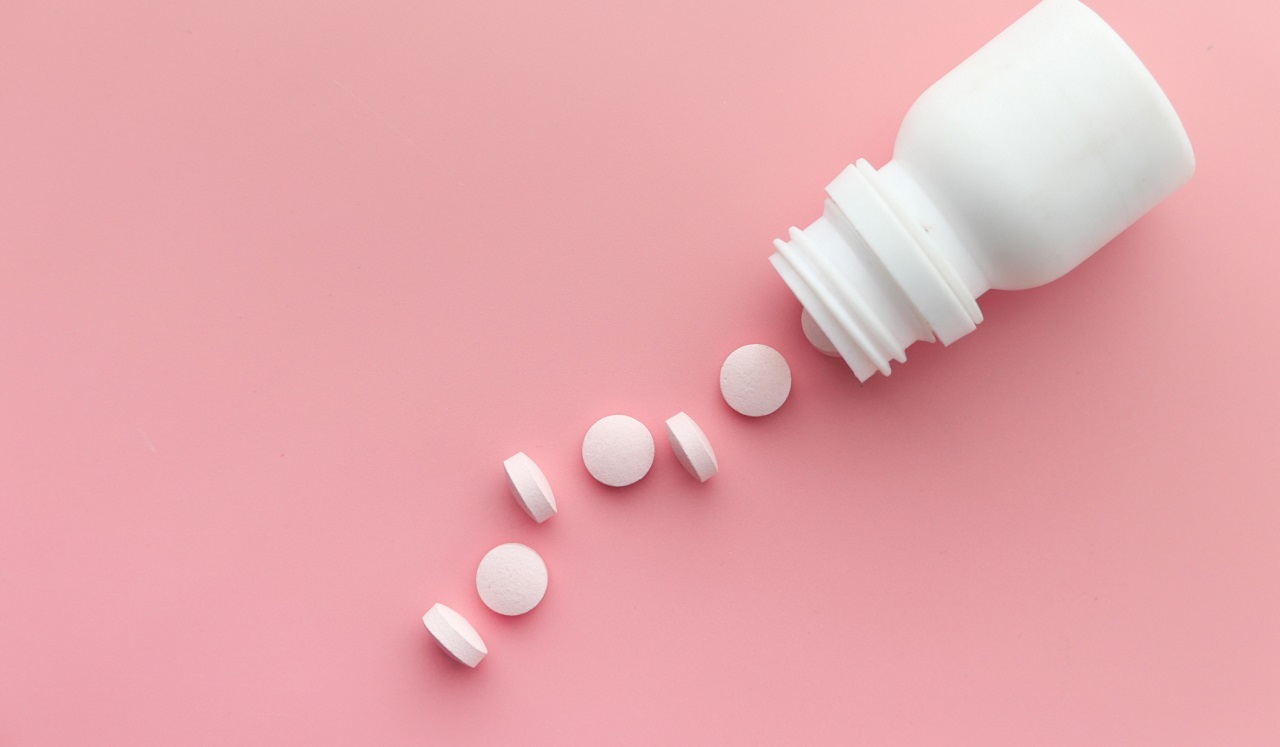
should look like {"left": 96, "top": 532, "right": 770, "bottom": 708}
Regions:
{"left": 771, "top": 0, "right": 1194, "bottom": 381}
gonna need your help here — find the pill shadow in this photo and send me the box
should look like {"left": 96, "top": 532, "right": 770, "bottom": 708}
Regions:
{"left": 419, "top": 629, "right": 488, "bottom": 684}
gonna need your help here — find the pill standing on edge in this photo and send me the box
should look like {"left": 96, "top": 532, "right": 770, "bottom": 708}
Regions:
{"left": 720, "top": 344, "right": 792, "bottom": 417}
{"left": 801, "top": 308, "right": 841, "bottom": 357}
{"left": 665, "top": 412, "right": 718, "bottom": 482}
{"left": 581, "top": 414, "right": 655, "bottom": 487}
{"left": 476, "top": 543, "right": 549, "bottom": 616}
{"left": 423, "top": 603, "right": 488, "bottom": 668}
{"left": 503, "top": 452, "right": 557, "bottom": 523}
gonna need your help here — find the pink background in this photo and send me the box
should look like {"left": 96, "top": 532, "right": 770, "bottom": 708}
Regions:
{"left": 2, "top": 0, "right": 1278, "bottom": 743}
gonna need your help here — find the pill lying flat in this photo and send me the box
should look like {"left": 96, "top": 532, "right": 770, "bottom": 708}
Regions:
{"left": 665, "top": 412, "right": 718, "bottom": 482}
{"left": 720, "top": 344, "right": 792, "bottom": 417}
{"left": 423, "top": 603, "right": 488, "bottom": 668}
{"left": 503, "top": 452, "right": 557, "bottom": 523}
{"left": 582, "top": 414, "right": 655, "bottom": 487}
{"left": 801, "top": 308, "right": 841, "bottom": 357}
{"left": 476, "top": 543, "right": 548, "bottom": 616}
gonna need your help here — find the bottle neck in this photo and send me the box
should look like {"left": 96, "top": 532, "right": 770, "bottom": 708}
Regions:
{"left": 770, "top": 159, "right": 987, "bottom": 382}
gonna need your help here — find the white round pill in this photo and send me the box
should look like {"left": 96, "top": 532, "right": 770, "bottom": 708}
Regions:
{"left": 581, "top": 414, "right": 655, "bottom": 487}
{"left": 503, "top": 452, "right": 557, "bottom": 523}
{"left": 665, "top": 411, "right": 718, "bottom": 482}
{"left": 476, "top": 543, "right": 548, "bottom": 616}
{"left": 801, "top": 308, "right": 841, "bottom": 357}
{"left": 423, "top": 603, "right": 487, "bottom": 668}
{"left": 720, "top": 344, "right": 792, "bottom": 417}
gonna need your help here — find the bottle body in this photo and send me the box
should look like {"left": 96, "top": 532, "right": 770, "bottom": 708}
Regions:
{"left": 770, "top": 0, "right": 1195, "bottom": 381}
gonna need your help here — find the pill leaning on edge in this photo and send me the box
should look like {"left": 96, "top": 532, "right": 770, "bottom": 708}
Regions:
{"left": 476, "top": 543, "right": 549, "bottom": 616}
{"left": 581, "top": 414, "right": 655, "bottom": 487}
{"left": 423, "top": 603, "right": 488, "bottom": 668}
{"left": 503, "top": 452, "right": 557, "bottom": 523}
{"left": 665, "top": 412, "right": 718, "bottom": 482}
{"left": 800, "top": 308, "right": 841, "bottom": 357}
{"left": 720, "top": 344, "right": 792, "bottom": 417}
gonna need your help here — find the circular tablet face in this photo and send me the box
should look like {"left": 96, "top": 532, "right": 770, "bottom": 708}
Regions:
{"left": 720, "top": 344, "right": 792, "bottom": 417}
{"left": 664, "top": 412, "right": 718, "bottom": 482}
{"left": 476, "top": 543, "right": 549, "bottom": 616}
{"left": 581, "top": 415, "right": 655, "bottom": 487}
{"left": 503, "top": 452, "right": 557, "bottom": 523}
{"left": 801, "top": 308, "right": 841, "bottom": 357}
{"left": 423, "top": 603, "right": 487, "bottom": 668}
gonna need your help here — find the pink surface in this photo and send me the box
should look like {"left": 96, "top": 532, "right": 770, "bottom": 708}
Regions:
{"left": 2, "top": 0, "right": 1278, "bottom": 743}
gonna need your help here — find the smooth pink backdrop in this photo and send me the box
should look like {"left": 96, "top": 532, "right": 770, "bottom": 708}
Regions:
{"left": 2, "top": 0, "right": 1277, "bottom": 744}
